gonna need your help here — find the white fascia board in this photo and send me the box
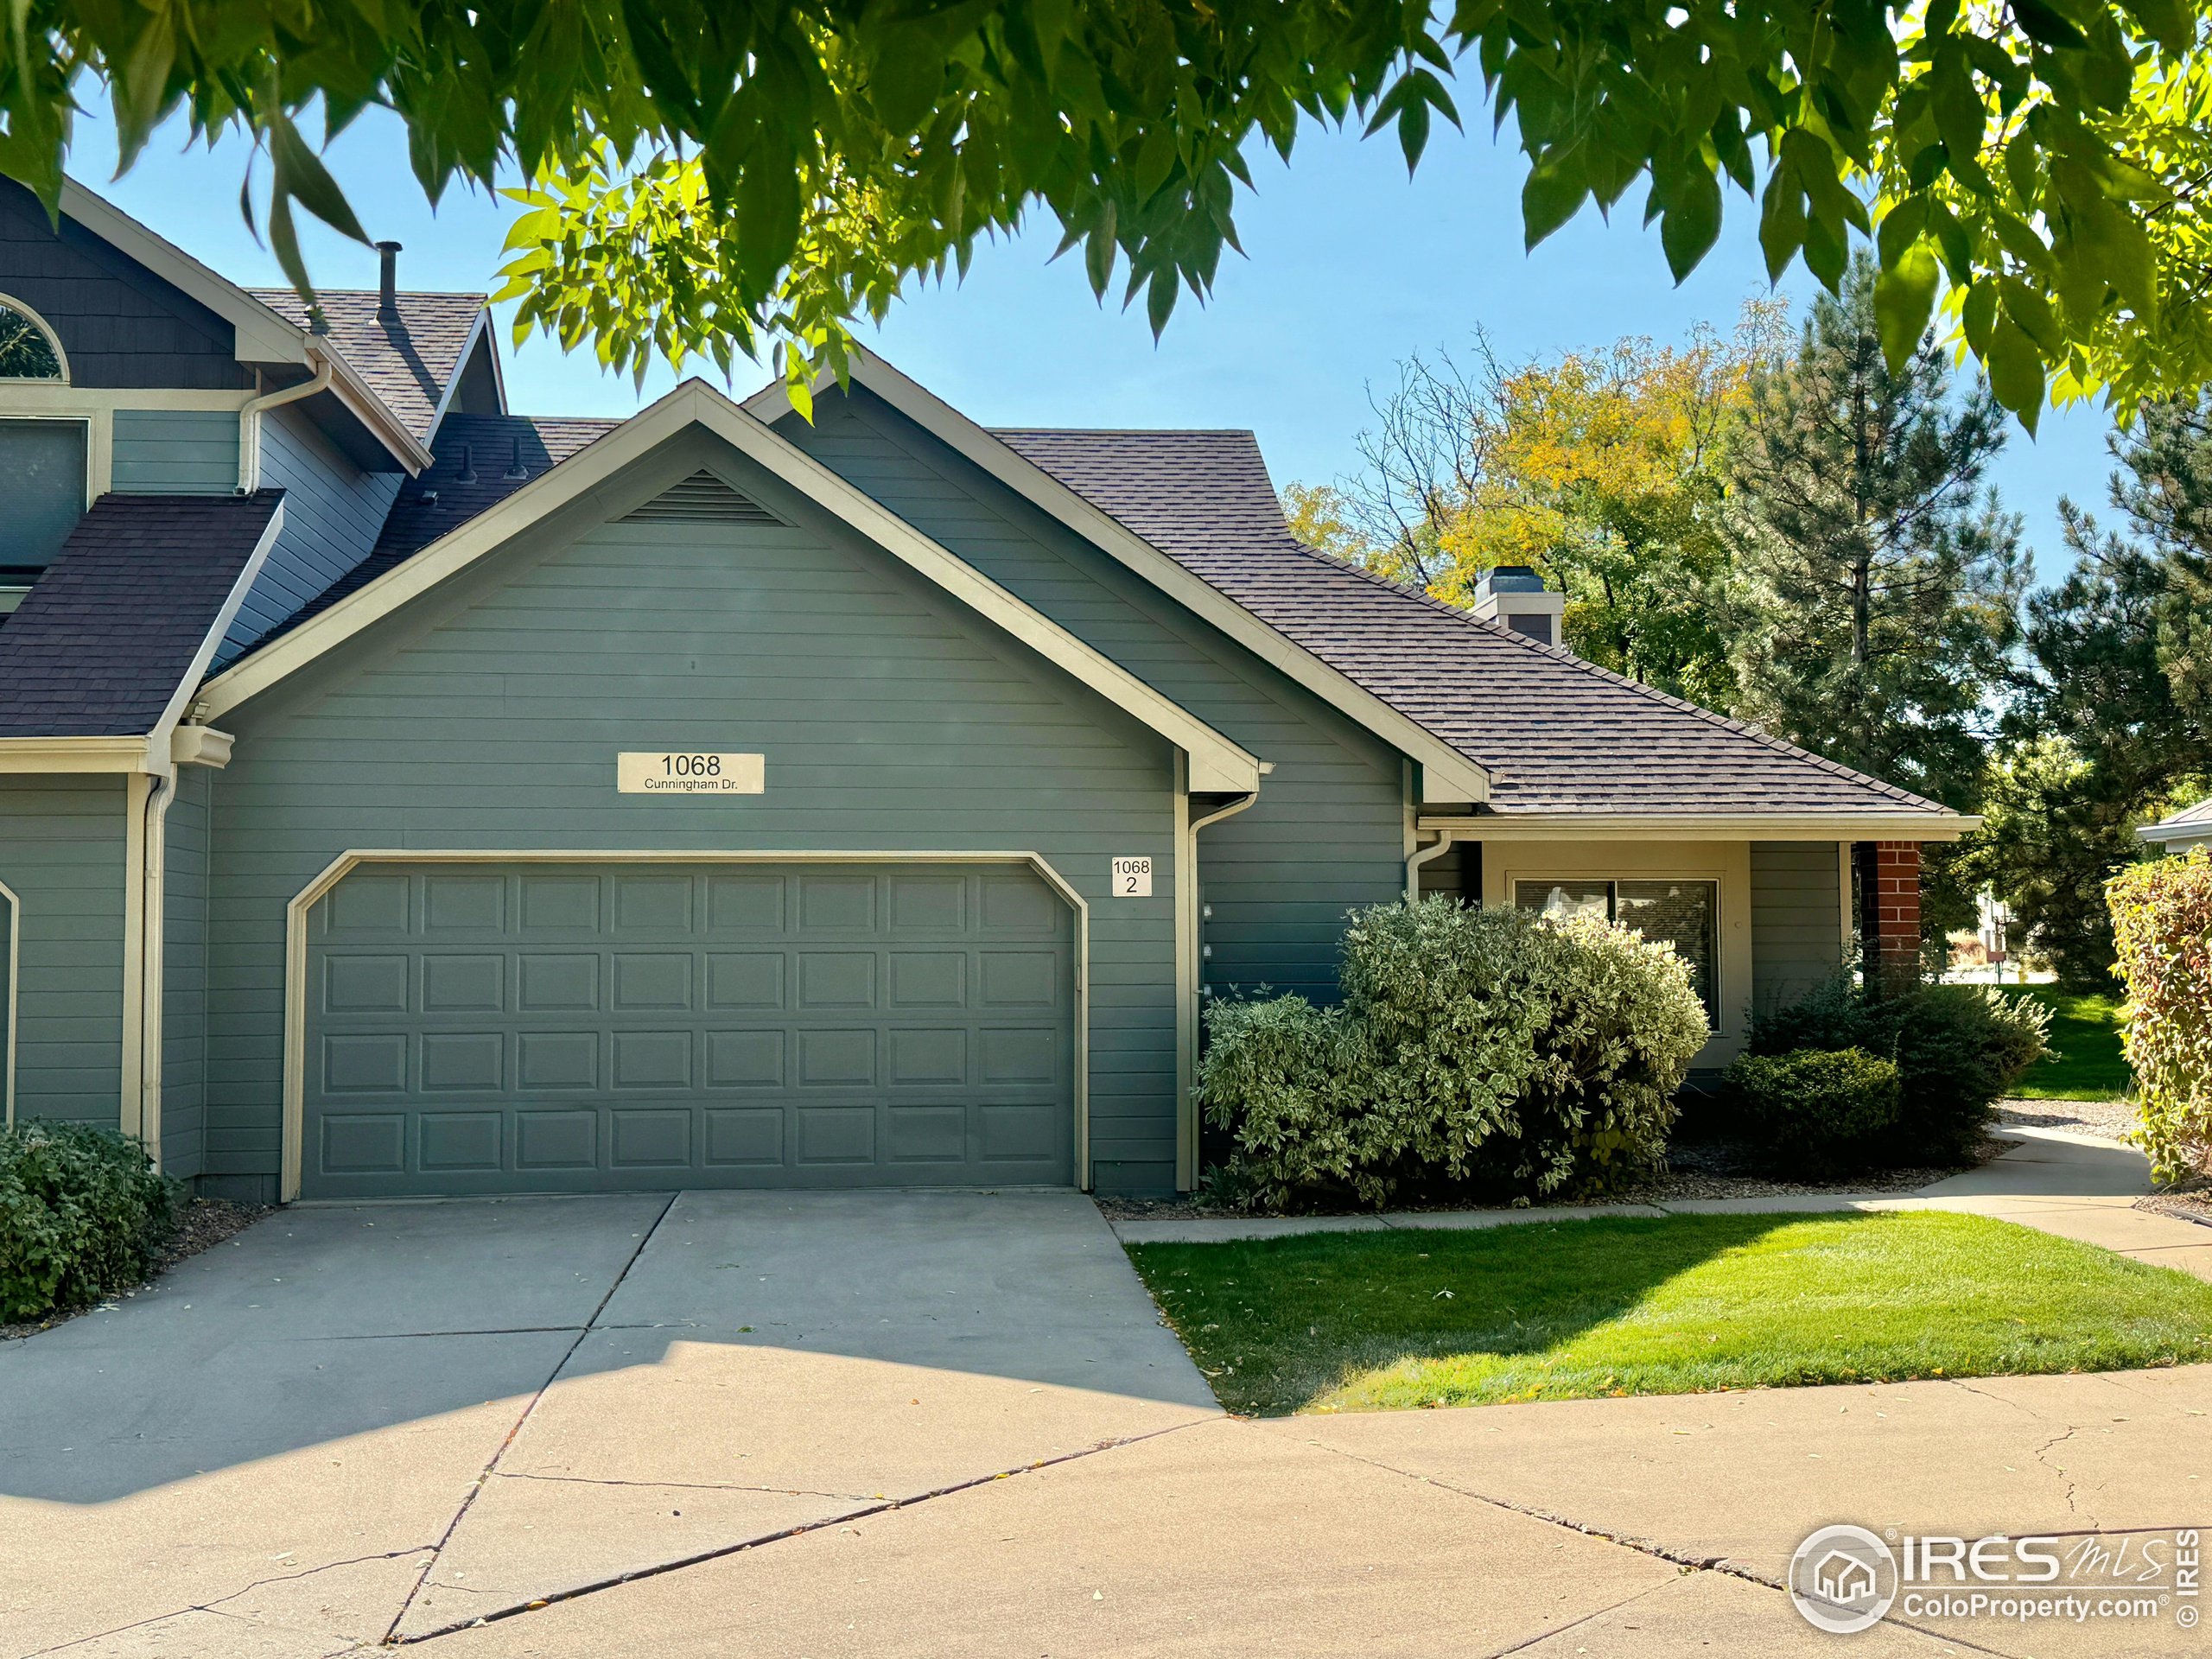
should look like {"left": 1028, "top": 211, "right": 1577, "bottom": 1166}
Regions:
{"left": 194, "top": 380, "right": 1262, "bottom": 792}
{"left": 744, "top": 351, "right": 1492, "bottom": 806}
{"left": 148, "top": 501, "right": 284, "bottom": 768}
{"left": 0, "top": 736, "right": 150, "bottom": 773}
{"left": 60, "top": 180, "right": 308, "bottom": 366}
{"left": 311, "top": 342, "right": 436, "bottom": 474}
{"left": 1414, "top": 812, "right": 1982, "bottom": 843}
{"left": 422, "top": 305, "right": 498, "bottom": 441}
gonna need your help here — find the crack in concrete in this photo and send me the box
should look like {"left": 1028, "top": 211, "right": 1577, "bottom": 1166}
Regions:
{"left": 1483, "top": 1573, "right": 1687, "bottom": 1658}
{"left": 379, "top": 1192, "right": 681, "bottom": 1645}
{"left": 386, "top": 1416, "right": 1216, "bottom": 1644}
{"left": 2031, "top": 1423, "right": 2089, "bottom": 1523}
{"left": 493, "top": 1469, "right": 879, "bottom": 1502}
{"left": 22, "top": 1548, "right": 432, "bottom": 1657}
{"left": 1303, "top": 1439, "right": 2019, "bottom": 1659}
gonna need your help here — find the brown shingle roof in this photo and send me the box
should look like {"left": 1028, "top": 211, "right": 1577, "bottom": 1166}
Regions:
{"left": 246, "top": 288, "right": 486, "bottom": 445}
{"left": 990, "top": 428, "right": 1955, "bottom": 819}
{"left": 0, "top": 493, "right": 281, "bottom": 736}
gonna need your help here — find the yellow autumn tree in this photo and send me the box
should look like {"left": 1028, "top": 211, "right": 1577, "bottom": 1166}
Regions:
{"left": 1286, "top": 302, "right": 1784, "bottom": 708}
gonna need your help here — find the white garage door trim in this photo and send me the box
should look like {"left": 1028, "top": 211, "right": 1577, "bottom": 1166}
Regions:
{"left": 281, "top": 849, "right": 1090, "bottom": 1201}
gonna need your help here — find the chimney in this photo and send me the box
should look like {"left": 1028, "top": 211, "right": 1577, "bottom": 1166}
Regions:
{"left": 376, "top": 241, "right": 403, "bottom": 322}
{"left": 1472, "top": 565, "right": 1567, "bottom": 648}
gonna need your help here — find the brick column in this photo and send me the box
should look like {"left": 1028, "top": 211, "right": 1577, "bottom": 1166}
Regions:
{"left": 1854, "top": 840, "right": 1923, "bottom": 988}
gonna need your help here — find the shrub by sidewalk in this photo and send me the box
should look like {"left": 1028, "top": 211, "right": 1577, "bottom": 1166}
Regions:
{"left": 0, "top": 1121, "right": 178, "bottom": 1323}
{"left": 2109, "top": 849, "right": 2212, "bottom": 1184}
{"left": 1736, "top": 976, "right": 2048, "bottom": 1169}
{"left": 1198, "top": 898, "right": 1709, "bottom": 1211}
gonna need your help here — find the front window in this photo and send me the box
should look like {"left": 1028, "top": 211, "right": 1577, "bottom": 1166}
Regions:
{"left": 1516, "top": 879, "right": 1719, "bottom": 1020}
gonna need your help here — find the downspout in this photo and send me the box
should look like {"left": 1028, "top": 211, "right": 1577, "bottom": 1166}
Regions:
{"left": 1406, "top": 830, "right": 1457, "bottom": 901}
{"left": 237, "top": 349, "right": 334, "bottom": 493}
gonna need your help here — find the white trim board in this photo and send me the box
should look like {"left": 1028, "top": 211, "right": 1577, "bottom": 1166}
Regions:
{"left": 745, "top": 350, "right": 1494, "bottom": 807}
{"left": 0, "top": 874, "right": 17, "bottom": 1129}
{"left": 197, "top": 378, "right": 1262, "bottom": 794}
{"left": 278, "top": 849, "right": 1093, "bottom": 1203}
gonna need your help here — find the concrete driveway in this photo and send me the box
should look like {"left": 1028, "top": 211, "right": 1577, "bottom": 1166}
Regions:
{"left": 6, "top": 1179, "right": 2209, "bottom": 1658}
{"left": 0, "top": 1190, "right": 1217, "bottom": 1656}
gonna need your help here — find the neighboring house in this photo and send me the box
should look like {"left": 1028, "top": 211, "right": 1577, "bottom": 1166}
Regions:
{"left": 0, "top": 183, "right": 1975, "bottom": 1202}
{"left": 2139, "top": 797, "right": 2212, "bottom": 856}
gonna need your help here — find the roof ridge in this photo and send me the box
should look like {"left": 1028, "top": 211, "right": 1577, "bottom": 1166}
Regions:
{"left": 245, "top": 286, "right": 488, "bottom": 302}
{"left": 1252, "top": 528, "right": 1949, "bottom": 814}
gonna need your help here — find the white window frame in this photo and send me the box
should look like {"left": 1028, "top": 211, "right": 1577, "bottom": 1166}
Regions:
{"left": 0, "top": 292, "right": 70, "bottom": 385}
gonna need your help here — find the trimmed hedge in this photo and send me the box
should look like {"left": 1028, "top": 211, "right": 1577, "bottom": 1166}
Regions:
{"left": 0, "top": 1121, "right": 177, "bottom": 1323}
{"left": 1746, "top": 976, "right": 2049, "bottom": 1166}
{"left": 1721, "top": 1047, "right": 1903, "bottom": 1177}
{"left": 2108, "top": 849, "right": 2212, "bottom": 1183}
{"left": 1198, "top": 898, "right": 1710, "bottom": 1211}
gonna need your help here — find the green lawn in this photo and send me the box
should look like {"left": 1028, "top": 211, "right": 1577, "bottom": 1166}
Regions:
{"left": 2007, "top": 987, "right": 2132, "bottom": 1100}
{"left": 1127, "top": 1211, "right": 2212, "bottom": 1416}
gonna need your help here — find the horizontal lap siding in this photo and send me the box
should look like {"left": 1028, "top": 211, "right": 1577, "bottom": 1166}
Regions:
{"left": 161, "top": 766, "right": 211, "bottom": 1174}
{"left": 0, "top": 776, "right": 126, "bottom": 1126}
{"left": 207, "top": 478, "right": 1177, "bottom": 1195}
{"left": 1750, "top": 842, "right": 1843, "bottom": 1018}
{"left": 778, "top": 396, "right": 1406, "bottom": 1020}
{"left": 221, "top": 404, "right": 402, "bottom": 665}
{"left": 110, "top": 410, "right": 238, "bottom": 493}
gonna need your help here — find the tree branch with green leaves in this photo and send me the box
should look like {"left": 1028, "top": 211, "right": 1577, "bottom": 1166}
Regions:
{"left": 8, "top": 1, "right": 2210, "bottom": 414}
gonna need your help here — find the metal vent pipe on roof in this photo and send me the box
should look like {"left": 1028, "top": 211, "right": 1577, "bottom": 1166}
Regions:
{"left": 376, "top": 240, "right": 403, "bottom": 321}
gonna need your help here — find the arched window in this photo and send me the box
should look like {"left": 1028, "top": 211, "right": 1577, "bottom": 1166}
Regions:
{"left": 0, "top": 296, "right": 65, "bottom": 381}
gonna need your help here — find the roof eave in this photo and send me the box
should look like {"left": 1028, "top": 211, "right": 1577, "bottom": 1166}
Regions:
{"left": 1415, "top": 810, "right": 1981, "bottom": 842}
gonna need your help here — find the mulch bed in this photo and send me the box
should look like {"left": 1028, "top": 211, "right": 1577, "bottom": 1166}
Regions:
{"left": 1095, "top": 1135, "right": 2018, "bottom": 1222}
{"left": 0, "top": 1195, "right": 273, "bottom": 1342}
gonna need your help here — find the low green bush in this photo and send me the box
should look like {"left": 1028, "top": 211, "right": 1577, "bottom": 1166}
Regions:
{"left": 2108, "top": 849, "right": 2212, "bottom": 1183}
{"left": 1198, "top": 898, "right": 1710, "bottom": 1211}
{"left": 1721, "top": 1047, "right": 1903, "bottom": 1176}
{"left": 1746, "top": 976, "right": 2050, "bottom": 1166}
{"left": 0, "top": 1121, "right": 178, "bottom": 1323}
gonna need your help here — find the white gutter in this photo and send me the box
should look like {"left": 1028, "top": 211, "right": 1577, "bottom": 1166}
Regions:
{"left": 238, "top": 353, "right": 334, "bottom": 492}
{"left": 1405, "top": 830, "right": 1459, "bottom": 902}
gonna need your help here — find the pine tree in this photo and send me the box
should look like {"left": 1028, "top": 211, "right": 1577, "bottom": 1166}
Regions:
{"left": 1964, "top": 397, "right": 2212, "bottom": 982}
{"left": 1724, "top": 254, "right": 2029, "bottom": 814}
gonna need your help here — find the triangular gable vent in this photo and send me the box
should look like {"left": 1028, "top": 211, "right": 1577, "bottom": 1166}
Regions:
{"left": 620, "top": 470, "right": 784, "bottom": 525}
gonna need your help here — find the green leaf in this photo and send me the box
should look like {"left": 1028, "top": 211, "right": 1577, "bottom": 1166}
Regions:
{"left": 1875, "top": 241, "right": 1941, "bottom": 373}
{"left": 1522, "top": 159, "right": 1586, "bottom": 250}
{"left": 2011, "top": 0, "right": 2088, "bottom": 48}
{"left": 1998, "top": 276, "right": 2065, "bottom": 355}
{"left": 1659, "top": 167, "right": 1721, "bottom": 283}
{"left": 270, "top": 111, "right": 372, "bottom": 245}
{"left": 1985, "top": 314, "right": 2045, "bottom": 432}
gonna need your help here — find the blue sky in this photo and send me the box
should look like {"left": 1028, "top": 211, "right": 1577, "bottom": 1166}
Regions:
{"left": 73, "top": 105, "right": 2119, "bottom": 577}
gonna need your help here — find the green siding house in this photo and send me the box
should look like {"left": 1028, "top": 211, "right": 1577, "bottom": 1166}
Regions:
{"left": 0, "top": 181, "right": 1974, "bottom": 1202}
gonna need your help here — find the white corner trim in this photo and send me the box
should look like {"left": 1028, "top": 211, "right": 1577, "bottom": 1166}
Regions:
{"left": 0, "top": 873, "right": 17, "bottom": 1129}
{"left": 194, "top": 380, "right": 1262, "bottom": 794}
{"left": 277, "top": 849, "right": 1094, "bottom": 1203}
{"left": 746, "top": 350, "right": 1494, "bottom": 806}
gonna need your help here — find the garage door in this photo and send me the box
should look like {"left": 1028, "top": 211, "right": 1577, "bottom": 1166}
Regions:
{"left": 301, "top": 861, "right": 1075, "bottom": 1198}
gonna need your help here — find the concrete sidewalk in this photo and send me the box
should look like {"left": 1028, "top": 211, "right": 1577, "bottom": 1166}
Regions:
{"left": 1110, "top": 1123, "right": 2212, "bottom": 1279}
{"left": 411, "top": 1363, "right": 2212, "bottom": 1659}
